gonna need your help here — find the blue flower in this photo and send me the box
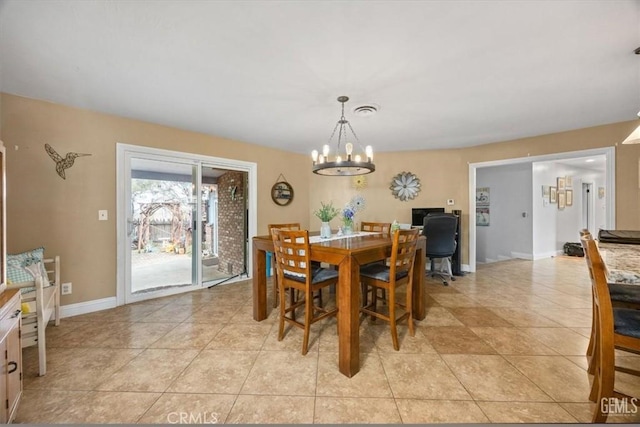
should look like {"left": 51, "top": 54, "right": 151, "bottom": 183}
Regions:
{"left": 342, "top": 206, "right": 355, "bottom": 225}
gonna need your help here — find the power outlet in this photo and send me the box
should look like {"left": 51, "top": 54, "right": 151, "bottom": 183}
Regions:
{"left": 61, "top": 282, "right": 72, "bottom": 295}
{"left": 447, "top": 199, "right": 455, "bottom": 206}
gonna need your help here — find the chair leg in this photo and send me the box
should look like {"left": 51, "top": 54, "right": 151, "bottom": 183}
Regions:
{"left": 589, "top": 321, "right": 602, "bottom": 402}
{"left": 371, "top": 285, "right": 378, "bottom": 322}
{"left": 587, "top": 298, "right": 596, "bottom": 374}
{"left": 361, "top": 283, "right": 368, "bottom": 306}
{"left": 407, "top": 281, "right": 415, "bottom": 338}
{"left": 592, "top": 364, "right": 614, "bottom": 422}
{"left": 290, "top": 289, "right": 296, "bottom": 321}
{"left": 37, "top": 315, "right": 47, "bottom": 376}
{"left": 388, "top": 287, "right": 399, "bottom": 351}
{"left": 302, "top": 288, "right": 313, "bottom": 355}
{"left": 272, "top": 254, "right": 279, "bottom": 308}
{"left": 278, "top": 283, "right": 286, "bottom": 341}
{"left": 591, "top": 334, "right": 615, "bottom": 423}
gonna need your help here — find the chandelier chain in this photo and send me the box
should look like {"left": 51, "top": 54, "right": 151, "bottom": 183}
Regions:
{"left": 326, "top": 120, "right": 342, "bottom": 147}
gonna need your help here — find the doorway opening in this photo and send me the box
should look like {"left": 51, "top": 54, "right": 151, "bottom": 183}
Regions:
{"left": 468, "top": 147, "right": 615, "bottom": 272}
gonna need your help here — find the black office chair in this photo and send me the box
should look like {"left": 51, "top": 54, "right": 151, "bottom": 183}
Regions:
{"left": 422, "top": 213, "right": 458, "bottom": 286}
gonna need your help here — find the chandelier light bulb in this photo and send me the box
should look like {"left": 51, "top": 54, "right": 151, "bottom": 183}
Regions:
{"left": 311, "top": 150, "right": 318, "bottom": 162}
{"left": 355, "top": 154, "right": 362, "bottom": 162}
{"left": 336, "top": 155, "right": 342, "bottom": 163}
{"left": 322, "top": 144, "right": 330, "bottom": 157}
{"left": 365, "top": 145, "right": 373, "bottom": 160}
{"left": 345, "top": 142, "right": 353, "bottom": 156}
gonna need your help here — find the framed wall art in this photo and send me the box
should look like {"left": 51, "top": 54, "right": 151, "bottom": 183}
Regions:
{"left": 476, "top": 207, "right": 490, "bottom": 226}
{"left": 550, "top": 186, "right": 557, "bottom": 203}
{"left": 542, "top": 185, "right": 550, "bottom": 198}
{"left": 476, "top": 187, "right": 490, "bottom": 206}
{"left": 566, "top": 189, "right": 573, "bottom": 206}
{"left": 557, "top": 177, "right": 565, "bottom": 191}
{"left": 271, "top": 173, "right": 294, "bottom": 206}
{"left": 558, "top": 191, "right": 566, "bottom": 210}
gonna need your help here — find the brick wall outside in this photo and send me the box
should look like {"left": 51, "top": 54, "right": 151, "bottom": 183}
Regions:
{"left": 217, "top": 171, "right": 246, "bottom": 275}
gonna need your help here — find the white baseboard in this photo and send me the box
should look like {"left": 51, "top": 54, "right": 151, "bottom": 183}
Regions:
{"left": 461, "top": 264, "right": 471, "bottom": 272}
{"left": 497, "top": 255, "right": 511, "bottom": 261}
{"left": 60, "top": 296, "right": 117, "bottom": 319}
{"left": 511, "top": 251, "right": 533, "bottom": 260}
{"left": 533, "top": 250, "right": 564, "bottom": 260}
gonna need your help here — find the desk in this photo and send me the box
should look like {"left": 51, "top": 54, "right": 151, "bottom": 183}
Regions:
{"left": 252, "top": 232, "right": 426, "bottom": 377}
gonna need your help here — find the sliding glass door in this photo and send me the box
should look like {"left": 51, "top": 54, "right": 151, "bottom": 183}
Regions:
{"left": 117, "top": 144, "right": 257, "bottom": 305}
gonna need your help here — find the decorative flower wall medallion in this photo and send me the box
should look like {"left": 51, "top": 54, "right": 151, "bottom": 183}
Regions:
{"left": 350, "top": 194, "right": 366, "bottom": 212}
{"left": 352, "top": 175, "right": 367, "bottom": 189}
{"left": 390, "top": 171, "right": 421, "bottom": 201}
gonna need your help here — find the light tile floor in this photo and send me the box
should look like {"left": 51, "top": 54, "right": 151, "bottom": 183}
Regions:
{"left": 14, "top": 257, "right": 640, "bottom": 424}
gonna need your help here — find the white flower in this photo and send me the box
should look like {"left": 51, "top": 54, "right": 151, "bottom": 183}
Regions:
{"left": 350, "top": 194, "right": 366, "bottom": 212}
{"left": 390, "top": 172, "right": 421, "bottom": 201}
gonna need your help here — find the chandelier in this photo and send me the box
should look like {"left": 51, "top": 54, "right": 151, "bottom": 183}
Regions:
{"left": 311, "top": 96, "right": 375, "bottom": 176}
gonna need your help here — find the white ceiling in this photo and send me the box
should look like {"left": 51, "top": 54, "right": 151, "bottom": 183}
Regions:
{"left": 1, "top": 1, "right": 639, "bottom": 155}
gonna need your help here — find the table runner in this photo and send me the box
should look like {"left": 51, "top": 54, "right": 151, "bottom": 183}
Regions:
{"left": 309, "top": 231, "right": 381, "bottom": 244}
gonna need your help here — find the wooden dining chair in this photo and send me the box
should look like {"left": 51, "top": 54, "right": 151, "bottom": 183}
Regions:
{"left": 361, "top": 221, "right": 391, "bottom": 235}
{"left": 360, "top": 222, "right": 392, "bottom": 304}
{"left": 268, "top": 223, "right": 301, "bottom": 308}
{"left": 360, "top": 228, "right": 420, "bottom": 351}
{"left": 271, "top": 229, "right": 339, "bottom": 355}
{"left": 581, "top": 231, "right": 640, "bottom": 375}
{"left": 581, "top": 236, "right": 640, "bottom": 423}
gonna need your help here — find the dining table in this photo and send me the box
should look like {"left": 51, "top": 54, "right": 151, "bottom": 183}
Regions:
{"left": 252, "top": 230, "right": 426, "bottom": 378}
{"left": 598, "top": 241, "right": 640, "bottom": 274}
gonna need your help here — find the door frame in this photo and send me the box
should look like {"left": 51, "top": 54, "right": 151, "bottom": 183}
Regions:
{"left": 116, "top": 143, "right": 257, "bottom": 306}
{"left": 467, "top": 146, "right": 615, "bottom": 273}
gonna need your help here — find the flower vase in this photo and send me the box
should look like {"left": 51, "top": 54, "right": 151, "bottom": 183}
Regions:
{"left": 342, "top": 223, "right": 353, "bottom": 236}
{"left": 320, "top": 222, "right": 332, "bottom": 239}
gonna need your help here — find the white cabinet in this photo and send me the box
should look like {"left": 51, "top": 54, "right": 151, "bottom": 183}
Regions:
{"left": 0, "top": 289, "right": 22, "bottom": 423}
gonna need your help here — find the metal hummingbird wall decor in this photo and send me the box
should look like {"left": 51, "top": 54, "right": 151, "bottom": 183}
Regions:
{"left": 44, "top": 144, "right": 92, "bottom": 179}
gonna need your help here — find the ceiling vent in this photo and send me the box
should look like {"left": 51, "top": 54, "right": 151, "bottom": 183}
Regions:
{"left": 353, "top": 104, "right": 379, "bottom": 117}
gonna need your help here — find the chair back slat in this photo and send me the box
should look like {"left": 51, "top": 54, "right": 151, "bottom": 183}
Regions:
{"left": 268, "top": 223, "right": 301, "bottom": 235}
{"left": 271, "top": 229, "right": 311, "bottom": 281}
{"left": 581, "top": 237, "right": 615, "bottom": 339}
{"left": 361, "top": 222, "right": 391, "bottom": 235}
{"left": 389, "top": 228, "right": 420, "bottom": 278}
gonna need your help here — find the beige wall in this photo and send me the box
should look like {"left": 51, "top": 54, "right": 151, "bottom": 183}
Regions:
{"left": 1, "top": 93, "right": 639, "bottom": 306}
{"left": 0, "top": 94, "right": 310, "bottom": 304}
{"left": 309, "top": 120, "right": 640, "bottom": 265}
